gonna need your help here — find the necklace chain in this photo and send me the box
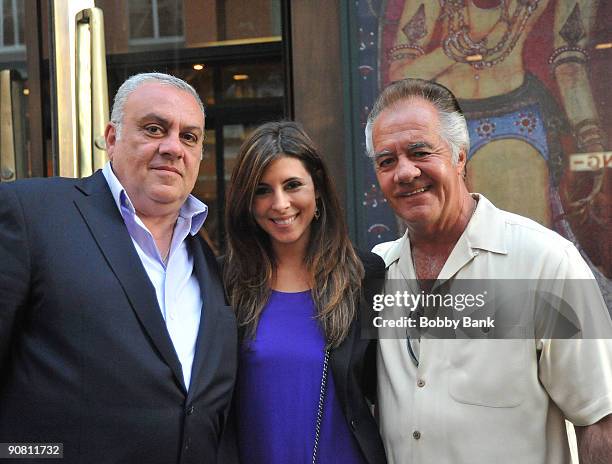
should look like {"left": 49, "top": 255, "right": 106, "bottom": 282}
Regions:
{"left": 441, "top": 0, "right": 539, "bottom": 69}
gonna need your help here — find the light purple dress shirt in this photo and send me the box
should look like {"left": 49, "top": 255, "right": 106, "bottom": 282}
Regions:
{"left": 102, "top": 162, "right": 207, "bottom": 389}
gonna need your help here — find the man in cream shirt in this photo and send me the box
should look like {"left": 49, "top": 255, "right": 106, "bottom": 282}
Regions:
{"left": 366, "top": 78, "right": 612, "bottom": 464}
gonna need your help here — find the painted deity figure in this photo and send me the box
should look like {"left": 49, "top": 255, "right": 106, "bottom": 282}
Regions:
{"left": 381, "top": 0, "right": 610, "bottom": 285}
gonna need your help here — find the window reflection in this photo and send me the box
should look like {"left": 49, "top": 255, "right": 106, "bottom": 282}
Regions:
{"left": 128, "top": 0, "right": 184, "bottom": 46}
{"left": 193, "top": 128, "right": 218, "bottom": 252}
{"left": 129, "top": 0, "right": 154, "bottom": 40}
{"left": 157, "top": 0, "right": 183, "bottom": 37}
{"left": 172, "top": 64, "right": 215, "bottom": 106}
{"left": 222, "top": 63, "right": 283, "bottom": 100}
{"left": 223, "top": 124, "right": 257, "bottom": 181}
{"left": 0, "top": 0, "right": 25, "bottom": 54}
{"left": 223, "top": 0, "right": 281, "bottom": 41}
{"left": 122, "top": 0, "right": 281, "bottom": 52}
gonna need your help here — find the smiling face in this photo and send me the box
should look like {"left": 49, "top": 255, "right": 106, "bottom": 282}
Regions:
{"left": 252, "top": 156, "right": 317, "bottom": 256}
{"left": 105, "top": 82, "right": 204, "bottom": 219}
{"left": 372, "top": 98, "right": 468, "bottom": 232}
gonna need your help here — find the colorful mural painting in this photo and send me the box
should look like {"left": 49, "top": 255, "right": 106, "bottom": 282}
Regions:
{"left": 355, "top": 0, "right": 611, "bottom": 304}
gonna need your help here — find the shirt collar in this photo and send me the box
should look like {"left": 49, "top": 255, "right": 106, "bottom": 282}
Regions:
{"left": 101, "top": 161, "right": 208, "bottom": 235}
{"left": 383, "top": 193, "right": 507, "bottom": 266}
{"left": 463, "top": 193, "right": 507, "bottom": 255}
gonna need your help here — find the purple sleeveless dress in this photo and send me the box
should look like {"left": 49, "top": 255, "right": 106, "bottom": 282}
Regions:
{"left": 236, "top": 290, "right": 367, "bottom": 464}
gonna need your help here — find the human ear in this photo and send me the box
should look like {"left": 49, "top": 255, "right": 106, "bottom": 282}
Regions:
{"left": 104, "top": 123, "right": 117, "bottom": 160}
{"left": 456, "top": 149, "right": 467, "bottom": 176}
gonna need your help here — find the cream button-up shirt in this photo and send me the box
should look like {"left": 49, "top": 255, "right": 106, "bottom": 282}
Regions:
{"left": 373, "top": 194, "right": 612, "bottom": 464}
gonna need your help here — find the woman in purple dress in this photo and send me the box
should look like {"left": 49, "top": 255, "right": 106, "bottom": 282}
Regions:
{"left": 223, "top": 121, "right": 387, "bottom": 464}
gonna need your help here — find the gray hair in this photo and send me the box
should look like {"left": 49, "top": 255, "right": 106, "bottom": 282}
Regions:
{"left": 365, "top": 78, "right": 469, "bottom": 165}
{"left": 110, "top": 72, "right": 205, "bottom": 139}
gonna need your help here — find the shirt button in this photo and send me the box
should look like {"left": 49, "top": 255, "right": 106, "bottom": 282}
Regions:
{"left": 413, "top": 431, "right": 421, "bottom": 440}
{"left": 417, "top": 379, "right": 426, "bottom": 388}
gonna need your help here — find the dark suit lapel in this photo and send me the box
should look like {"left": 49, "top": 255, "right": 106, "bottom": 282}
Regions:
{"left": 73, "top": 171, "right": 186, "bottom": 392}
{"left": 187, "top": 235, "right": 226, "bottom": 400}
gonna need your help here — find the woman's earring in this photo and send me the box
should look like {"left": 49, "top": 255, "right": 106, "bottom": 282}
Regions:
{"left": 314, "top": 207, "right": 320, "bottom": 220}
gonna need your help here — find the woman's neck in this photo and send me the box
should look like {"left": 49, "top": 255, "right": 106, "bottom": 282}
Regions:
{"left": 271, "top": 247, "right": 311, "bottom": 292}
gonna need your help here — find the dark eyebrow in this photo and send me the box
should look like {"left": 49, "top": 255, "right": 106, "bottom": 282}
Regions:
{"left": 373, "top": 149, "right": 393, "bottom": 160}
{"left": 256, "top": 177, "right": 304, "bottom": 187}
{"left": 407, "top": 142, "right": 433, "bottom": 151}
{"left": 139, "top": 113, "right": 203, "bottom": 135}
{"left": 139, "top": 113, "right": 169, "bottom": 126}
{"left": 183, "top": 125, "right": 203, "bottom": 136}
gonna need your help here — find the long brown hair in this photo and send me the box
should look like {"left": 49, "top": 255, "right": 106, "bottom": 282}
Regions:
{"left": 224, "top": 121, "right": 364, "bottom": 348}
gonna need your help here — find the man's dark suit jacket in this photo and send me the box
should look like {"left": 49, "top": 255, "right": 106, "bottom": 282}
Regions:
{"left": 219, "top": 250, "right": 387, "bottom": 464}
{"left": 0, "top": 171, "right": 237, "bottom": 464}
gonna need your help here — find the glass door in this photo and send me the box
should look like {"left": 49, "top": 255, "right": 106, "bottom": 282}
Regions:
{"left": 0, "top": 0, "right": 41, "bottom": 181}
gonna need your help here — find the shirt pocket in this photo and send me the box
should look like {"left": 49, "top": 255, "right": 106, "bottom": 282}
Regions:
{"left": 448, "top": 338, "right": 527, "bottom": 408}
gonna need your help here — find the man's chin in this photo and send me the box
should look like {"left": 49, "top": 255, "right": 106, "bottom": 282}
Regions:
{"left": 148, "top": 185, "right": 187, "bottom": 202}
{"left": 398, "top": 212, "right": 437, "bottom": 230}
{"left": 395, "top": 204, "right": 433, "bottom": 222}
{"left": 131, "top": 191, "right": 187, "bottom": 217}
